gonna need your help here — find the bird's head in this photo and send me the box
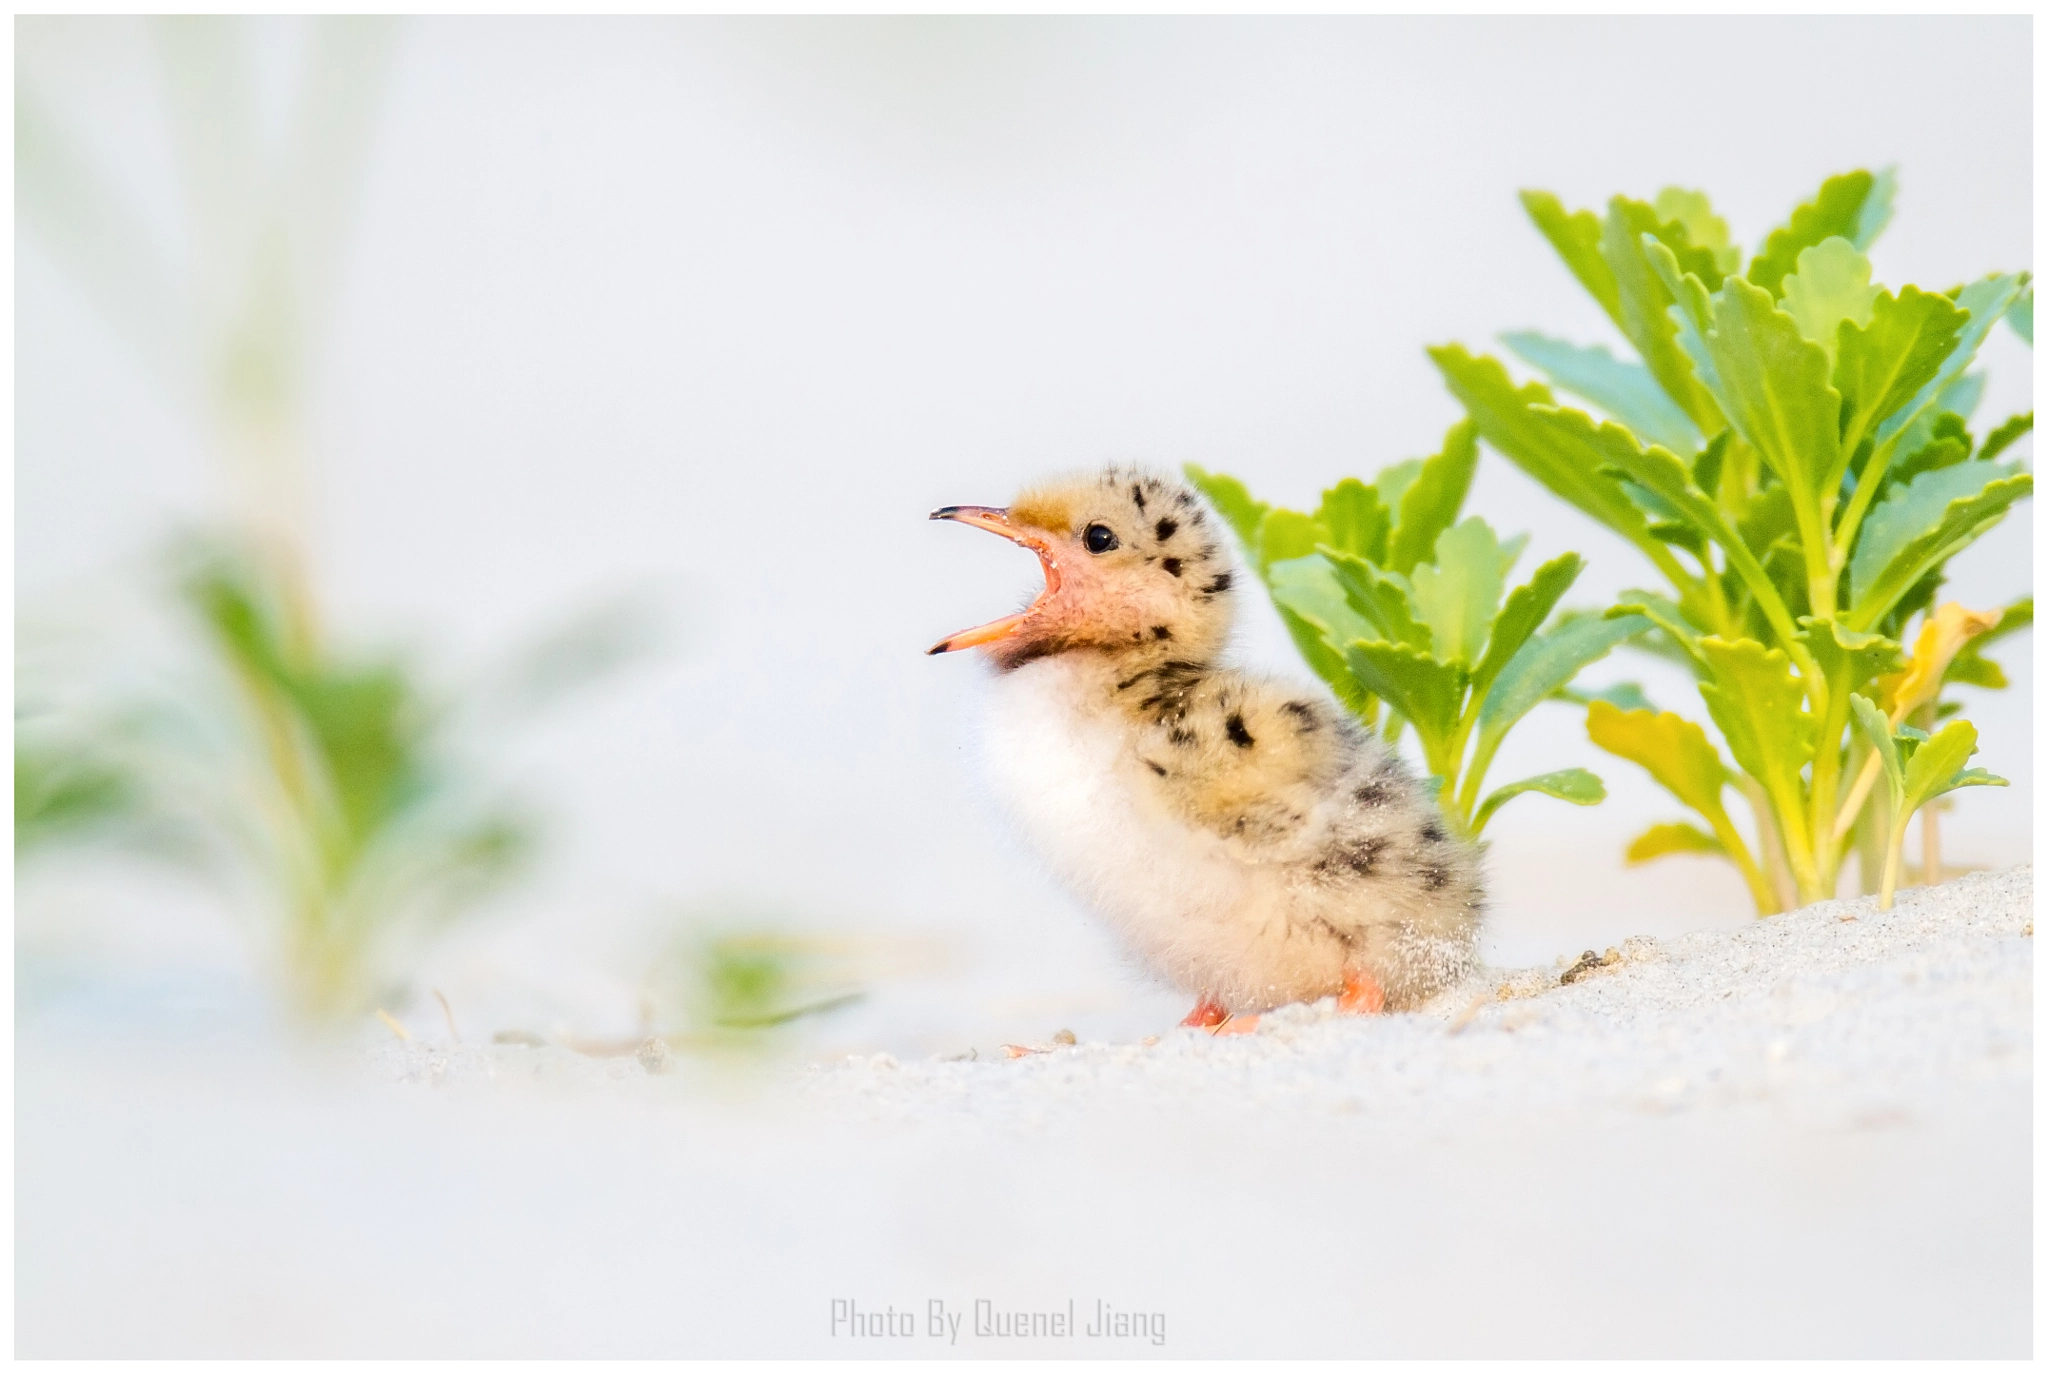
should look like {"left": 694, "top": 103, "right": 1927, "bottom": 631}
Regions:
{"left": 928, "top": 467, "right": 1239, "bottom": 672}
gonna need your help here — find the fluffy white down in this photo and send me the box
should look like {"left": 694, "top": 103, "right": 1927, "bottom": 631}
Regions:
{"left": 982, "top": 656, "right": 1349, "bottom": 1006}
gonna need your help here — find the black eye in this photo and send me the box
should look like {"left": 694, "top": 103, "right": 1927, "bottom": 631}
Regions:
{"left": 1083, "top": 523, "right": 1119, "bottom": 554}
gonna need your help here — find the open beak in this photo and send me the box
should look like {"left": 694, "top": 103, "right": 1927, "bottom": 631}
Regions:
{"left": 927, "top": 506, "right": 1062, "bottom": 655}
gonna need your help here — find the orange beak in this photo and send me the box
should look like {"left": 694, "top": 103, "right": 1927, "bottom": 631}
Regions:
{"left": 927, "top": 506, "right": 1062, "bottom": 655}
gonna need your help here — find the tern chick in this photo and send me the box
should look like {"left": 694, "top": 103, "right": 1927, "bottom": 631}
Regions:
{"left": 929, "top": 467, "right": 1484, "bottom": 1033}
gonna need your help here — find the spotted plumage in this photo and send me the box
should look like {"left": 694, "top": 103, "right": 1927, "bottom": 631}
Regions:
{"left": 930, "top": 466, "right": 1484, "bottom": 1018}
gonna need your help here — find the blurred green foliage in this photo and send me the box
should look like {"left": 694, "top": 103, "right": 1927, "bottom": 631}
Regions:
{"left": 647, "top": 915, "right": 866, "bottom": 1049}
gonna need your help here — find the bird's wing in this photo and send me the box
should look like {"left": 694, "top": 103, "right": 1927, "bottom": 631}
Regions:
{"left": 1130, "top": 669, "right": 1359, "bottom": 853}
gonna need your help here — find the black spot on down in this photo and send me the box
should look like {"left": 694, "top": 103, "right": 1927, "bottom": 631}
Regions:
{"left": 1225, "top": 712, "right": 1255, "bottom": 748}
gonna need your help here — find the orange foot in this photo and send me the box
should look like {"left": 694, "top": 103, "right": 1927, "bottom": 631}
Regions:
{"left": 1339, "top": 969, "right": 1387, "bottom": 1015}
{"left": 1215, "top": 1015, "right": 1261, "bottom": 1036}
{"left": 1180, "top": 997, "right": 1229, "bottom": 1029}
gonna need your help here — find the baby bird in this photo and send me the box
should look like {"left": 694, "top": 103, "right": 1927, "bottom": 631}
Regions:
{"left": 929, "top": 467, "right": 1484, "bottom": 1033}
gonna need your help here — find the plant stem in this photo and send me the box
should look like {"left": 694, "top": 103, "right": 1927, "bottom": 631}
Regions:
{"left": 1879, "top": 818, "right": 1906, "bottom": 911}
{"left": 1922, "top": 802, "right": 1943, "bottom": 888}
{"left": 1740, "top": 777, "right": 1799, "bottom": 914}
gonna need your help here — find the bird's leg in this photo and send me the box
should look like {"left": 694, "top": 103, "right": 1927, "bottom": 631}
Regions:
{"left": 1214, "top": 1014, "right": 1261, "bottom": 1036}
{"left": 1338, "top": 967, "right": 1386, "bottom": 1015}
{"left": 1179, "top": 996, "right": 1229, "bottom": 1029}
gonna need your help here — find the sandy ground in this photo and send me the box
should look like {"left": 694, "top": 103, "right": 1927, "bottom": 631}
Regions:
{"left": 16, "top": 868, "right": 2033, "bottom": 1357}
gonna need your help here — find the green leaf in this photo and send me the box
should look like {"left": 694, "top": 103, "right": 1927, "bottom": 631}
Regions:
{"left": 1430, "top": 346, "right": 1667, "bottom": 560}
{"left": 1276, "top": 603, "right": 1373, "bottom": 718}
{"left": 1605, "top": 594, "right": 1706, "bottom": 673}
{"left": 1779, "top": 237, "right": 1879, "bottom": 365}
{"left": 1647, "top": 237, "right": 1723, "bottom": 401}
{"left": 1257, "top": 508, "right": 1328, "bottom": 567}
{"left": 1705, "top": 275, "right": 1845, "bottom": 514}
{"left": 1266, "top": 556, "right": 1378, "bottom": 715}
{"left": 1580, "top": 425, "right": 1806, "bottom": 657}
{"left": 1848, "top": 461, "right": 2031, "bottom": 619}
{"left": 1875, "top": 275, "right": 2027, "bottom": 452}
{"left": 1184, "top": 465, "right": 1271, "bottom": 563}
{"left": 1851, "top": 166, "right": 1898, "bottom": 250}
{"left": 1317, "top": 549, "right": 1432, "bottom": 650}
{"left": 1475, "top": 612, "right": 1651, "bottom": 762}
{"left": 1605, "top": 198, "right": 1721, "bottom": 428}
{"left": 1521, "top": 190, "right": 1622, "bottom": 326}
{"left": 1888, "top": 430, "right": 1972, "bottom": 487}
{"left": 1472, "top": 767, "right": 1605, "bottom": 835}
{"left": 1698, "top": 638, "right": 1814, "bottom": 831}
{"left": 1833, "top": 287, "right": 1970, "bottom": 458}
{"left": 1372, "top": 458, "right": 1425, "bottom": 516}
{"left": 1345, "top": 640, "right": 1466, "bottom": 762}
{"left": 1407, "top": 517, "right": 1512, "bottom": 668}
{"left": 1978, "top": 412, "right": 2032, "bottom": 462}
{"left": 1692, "top": 427, "right": 1730, "bottom": 497}
{"left": 1930, "top": 766, "right": 2007, "bottom": 799}
{"left": 1625, "top": 821, "right": 1725, "bottom": 863}
{"left": 2007, "top": 282, "right": 2032, "bottom": 345}
{"left": 1848, "top": 692, "right": 1902, "bottom": 794}
{"left": 1735, "top": 483, "right": 1798, "bottom": 556}
{"left": 1749, "top": 170, "right": 1880, "bottom": 297}
{"left": 1385, "top": 420, "right": 1478, "bottom": 574}
{"left": 1558, "top": 680, "right": 1656, "bottom": 714}
{"left": 1268, "top": 555, "right": 1378, "bottom": 650}
{"left": 1315, "top": 478, "right": 1391, "bottom": 564}
{"left": 1900, "top": 718, "right": 1984, "bottom": 813}
{"left": 1654, "top": 186, "right": 1739, "bottom": 276}
{"left": 1798, "top": 616, "right": 1903, "bottom": 694}
{"left": 1470, "top": 552, "right": 1583, "bottom": 704}
{"left": 1584, "top": 701, "right": 1731, "bottom": 821}
{"left": 1500, "top": 331, "right": 1703, "bottom": 455}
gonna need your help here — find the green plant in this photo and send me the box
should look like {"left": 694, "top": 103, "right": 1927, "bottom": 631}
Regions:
{"left": 1434, "top": 169, "right": 2030, "bottom": 911}
{"left": 1188, "top": 426, "right": 1644, "bottom": 838}
{"left": 18, "top": 21, "right": 621, "bottom": 1019}
{"left": 1847, "top": 696, "right": 2005, "bottom": 909}
{"left": 177, "top": 540, "right": 538, "bottom": 1014}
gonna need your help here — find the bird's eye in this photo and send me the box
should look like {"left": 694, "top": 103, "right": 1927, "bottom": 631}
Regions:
{"left": 1083, "top": 523, "right": 1119, "bottom": 554}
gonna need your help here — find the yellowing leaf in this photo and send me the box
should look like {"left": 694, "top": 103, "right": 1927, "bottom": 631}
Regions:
{"left": 1585, "top": 702, "right": 1729, "bottom": 818}
{"left": 1625, "top": 821, "right": 1725, "bottom": 863}
{"left": 1883, "top": 602, "right": 2004, "bottom": 720}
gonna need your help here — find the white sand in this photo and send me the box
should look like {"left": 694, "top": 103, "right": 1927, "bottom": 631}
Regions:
{"left": 17, "top": 869, "right": 2032, "bottom": 1357}
{"left": 810, "top": 866, "right": 2033, "bottom": 1132}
